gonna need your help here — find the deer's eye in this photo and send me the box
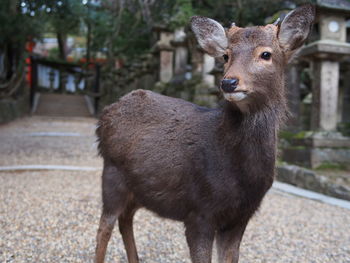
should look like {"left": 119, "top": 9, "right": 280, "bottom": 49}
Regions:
{"left": 260, "top": 52, "right": 271, "bottom": 60}
{"left": 223, "top": 54, "right": 229, "bottom": 63}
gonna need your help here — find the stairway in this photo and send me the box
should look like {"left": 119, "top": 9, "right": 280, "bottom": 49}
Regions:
{"left": 33, "top": 93, "right": 93, "bottom": 117}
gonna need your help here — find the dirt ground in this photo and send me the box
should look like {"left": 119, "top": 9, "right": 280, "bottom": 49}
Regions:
{"left": 1, "top": 116, "right": 350, "bottom": 263}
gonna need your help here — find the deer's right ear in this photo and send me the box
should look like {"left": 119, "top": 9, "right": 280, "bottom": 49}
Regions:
{"left": 191, "top": 16, "right": 228, "bottom": 57}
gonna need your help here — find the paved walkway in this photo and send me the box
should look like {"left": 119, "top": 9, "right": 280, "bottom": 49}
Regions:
{"left": 0, "top": 116, "right": 349, "bottom": 263}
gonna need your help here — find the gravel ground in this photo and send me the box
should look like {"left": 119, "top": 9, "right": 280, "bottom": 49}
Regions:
{"left": 1, "top": 116, "right": 350, "bottom": 263}
{"left": 0, "top": 116, "right": 101, "bottom": 167}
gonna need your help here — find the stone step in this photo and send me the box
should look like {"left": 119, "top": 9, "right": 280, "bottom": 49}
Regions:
{"left": 33, "top": 93, "right": 93, "bottom": 117}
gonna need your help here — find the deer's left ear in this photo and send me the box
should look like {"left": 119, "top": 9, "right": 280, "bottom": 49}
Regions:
{"left": 278, "top": 4, "right": 315, "bottom": 58}
{"left": 191, "top": 16, "right": 228, "bottom": 57}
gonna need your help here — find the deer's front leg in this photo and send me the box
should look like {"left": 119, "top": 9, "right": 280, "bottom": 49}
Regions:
{"left": 216, "top": 221, "right": 248, "bottom": 263}
{"left": 184, "top": 216, "right": 215, "bottom": 263}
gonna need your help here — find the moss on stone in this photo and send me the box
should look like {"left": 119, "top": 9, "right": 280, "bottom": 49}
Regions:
{"left": 279, "top": 131, "right": 295, "bottom": 141}
{"left": 338, "top": 122, "right": 350, "bottom": 137}
{"left": 279, "top": 130, "right": 313, "bottom": 142}
{"left": 293, "top": 131, "right": 311, "bottom": 139}
{"left": 286, "top": 145, "right": 307, "bottom": 150}
{"left": 315, "top": 162, "right": 348, "bottom": 171}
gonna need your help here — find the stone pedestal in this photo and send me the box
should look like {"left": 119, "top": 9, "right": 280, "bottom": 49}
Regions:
{"left": 153, "top": 27, "right": 174, "bottom": 83}
{"left": 284, "top": 51, "right": 350, "bottom": 169}
{"left": 193, "top": 56, "right": 220, "bottom": 108}
{"left": 311, "top": 60, "right": 339, "bottom": 131}
{"left": 159, "top": 31, "right": 174, "bottom": 83}
{"left": 299, "top": 40, "right": 350, "bottom": 131}
{"left": 190, "top": 45, "right": 203, "bottom": 75}
{"left": 282, "top": 131, "right": 350, "bottom": 169}
{"left": 281, "top": 0, "right": 350, "bottom": 169}
{"left": 172, "top": 28, "right": 188, "bottom": 75}
{"left": 286, "top": 59, "right": 302, "bottom": 129}
{"left": 210, "top": 61, "right": 224, "bottom": 89}
{"left": 174, "top": 47, "right": 188, "bottom": 75}
{"left": 202, "top": 54, "right": 215, "bottom": 87}
{"left": 160, "top": 51, "right": 173, "bottom": 83}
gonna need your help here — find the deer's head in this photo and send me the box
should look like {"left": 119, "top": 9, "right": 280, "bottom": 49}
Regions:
{"left": 191, "top": 4, "right": 315, "bottom": 113}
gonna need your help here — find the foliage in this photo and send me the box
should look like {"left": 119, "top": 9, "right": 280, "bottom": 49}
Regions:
{"left": 168, "top": 0, "right": 194, "bottom": 29}
{"left": 0, "top": 0, "right": 44, "bottom": 82}
{"left": 20, "top": 0, "right": 84, "bottom": 60}
{"left": 47, "top": 47, "right": 60, "bottom": 59}
{"left": 192, "top": 0, "right": 311, "bottom": 27}
{"left": 44, "top": 0, "right": 83, "bottom": 36}
{"left": 89, "top": 2, "right": 152, "bottom": 60}
{"left": 0, "top": 0, "right": 311, "bottom": 79}
{"left": 0, "top": 1, "right": 41, "bottom": 48}
{"left": 91, "top": 0, "right": 309, "bottom": 61}
{"left": 19, "top": 0, "right": 83, "bottom": 35}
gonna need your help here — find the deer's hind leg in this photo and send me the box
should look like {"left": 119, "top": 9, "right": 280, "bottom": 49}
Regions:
{"left": 216, "top": 221, "right": 248, "bottom": 263}
{"left": 119, "top": 200, "right": 140, "bottom": 263}
{"left": 184, "top": 215, "right": 215, "bottom": 263}
{"left": 95, "top": 161, "right": 132, "bottom": 263}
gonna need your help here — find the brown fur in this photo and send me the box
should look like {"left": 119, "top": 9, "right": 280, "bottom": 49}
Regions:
{"left": 94, "top": 4, "right": 315, "bottom": 263}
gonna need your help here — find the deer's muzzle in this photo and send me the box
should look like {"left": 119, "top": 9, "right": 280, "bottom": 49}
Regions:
{"left": 221, "top": 78, "right": 239, "bottom": 93}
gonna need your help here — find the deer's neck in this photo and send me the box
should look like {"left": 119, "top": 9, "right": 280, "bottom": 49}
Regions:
{"left": 221, "top": 102, "right": 283, "bottom": 144}
{"left": 219, "top": 101, "right": 286, "bottom": 187}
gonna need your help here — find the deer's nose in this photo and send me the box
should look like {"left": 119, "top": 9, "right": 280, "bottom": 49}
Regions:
{"left": 221, "top": 78, "right": 239, "bottom": 93}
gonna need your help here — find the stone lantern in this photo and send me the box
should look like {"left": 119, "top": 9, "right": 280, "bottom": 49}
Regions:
{"left": 153, "top": 25, "right": 174, "bottom": 83}
{"left": 300, "top": 0, "right": 350, "bottom": 131}
{"left": 282, "top": 0, "right": 350, "bottom": 168}
{"left": 171, "top": 27, "right": 188, "bottom": 75}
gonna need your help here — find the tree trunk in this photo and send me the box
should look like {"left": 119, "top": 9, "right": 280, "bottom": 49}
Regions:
{"left": 3, "top": 0, "right": 19, "bottom": 80}
{"left": 9, "top": 0, "right": 17, "bottom": 14}
{"left": 6, "top": 44, "right": 14, "bottom": 80}
{"left": 57, "top": 31, "right": 67, "bottom": 61}
{"left": 87, "top": 22, "right": 91, "bottom": 64}
{"left": 236, "top": 0, "right": 243, "bottom": 26}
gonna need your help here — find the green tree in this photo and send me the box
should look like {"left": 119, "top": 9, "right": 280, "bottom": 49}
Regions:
{"left": 20, "top": 0, "right": 83, "bottom": 60}
{"left": 88, "top": 0, "right": 194, "bottom": 63}
{"left": 0, "top": 0, "right": 42, "bottom": 83}
{"left": 89, "top": 0, "right": 306, "bottom": 63}
{"left": 45, "top": 0, "right": 83, "bottom": 60}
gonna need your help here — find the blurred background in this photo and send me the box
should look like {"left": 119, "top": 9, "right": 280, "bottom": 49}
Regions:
{"left": 1, "top": 0, "right": 350, "bottom": 192}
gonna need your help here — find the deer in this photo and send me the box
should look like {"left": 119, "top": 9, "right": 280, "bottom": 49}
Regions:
{"left": 94, "top": 4, "right": 315, "bottom": 263}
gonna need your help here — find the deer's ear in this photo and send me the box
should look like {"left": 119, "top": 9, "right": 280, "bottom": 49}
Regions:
{"left": 191, "top": 16, "right": 228, "bottom": 57}
{"left": 278, "top": 4, "right": 315, "bottom": 57}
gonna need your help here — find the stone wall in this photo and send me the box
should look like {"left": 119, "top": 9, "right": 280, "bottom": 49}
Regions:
{"left": 97, "top": 54, "right": 158, "bottom": 112}
{"left": 277, "top": 164, "right": 350, "bottom": 201}
{"left": 0, "top": 81, "right": 30, "bottom": 124}
{"left": 97, "top": 27, "right": 221, "bottom": 112}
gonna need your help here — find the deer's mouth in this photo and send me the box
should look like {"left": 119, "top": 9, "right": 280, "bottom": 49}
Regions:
{"left": 223, "top": 91, "right": 248, "bottom": 102}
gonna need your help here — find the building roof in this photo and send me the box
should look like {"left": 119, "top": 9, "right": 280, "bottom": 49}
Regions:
{"left": 314, "top": 0, "right": 350, "bottom": 12}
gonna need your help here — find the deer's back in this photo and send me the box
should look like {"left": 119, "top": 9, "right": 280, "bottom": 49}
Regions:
{"left": 97, "top": 89, "right": 216, "bottom": 157}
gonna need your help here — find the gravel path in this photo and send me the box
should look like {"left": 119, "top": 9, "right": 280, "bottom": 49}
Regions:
{"left": 0, "top": 116, "right": 101, "bottom": 167}
{"left": 1, "top": 116, "right": 350, "bottom": 263}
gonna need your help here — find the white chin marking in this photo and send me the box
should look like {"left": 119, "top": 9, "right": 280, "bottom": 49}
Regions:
{"left": 223, "top": 92, "right": 247, "bottom": 102}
